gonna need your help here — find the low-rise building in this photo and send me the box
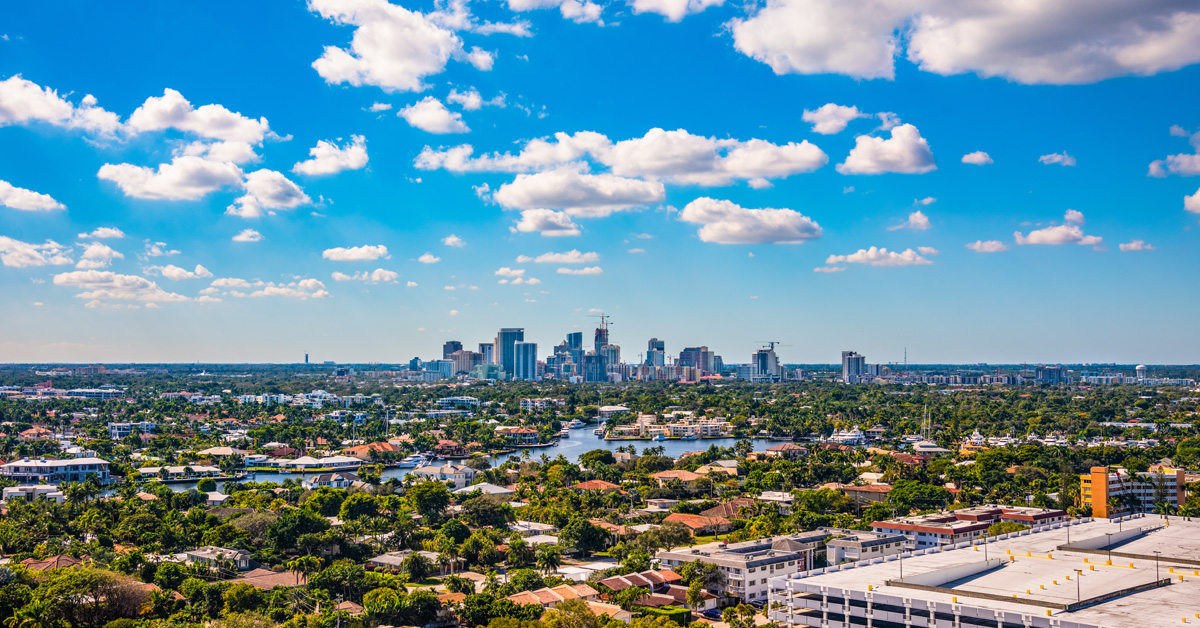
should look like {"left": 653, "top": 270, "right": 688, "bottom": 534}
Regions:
{"left": 108, "top": 421, "right": 156, "bottom": 440}
{"left": 822, "top": 528, "right": 911, "bottom": 565}
{"left": 184, "top": 546, "right": 252, "bottom": 571}
{"left": 410, "top": 463, "right": 476, "bottom": 488}
{"left": 655, "top": 532, "right": 828, "bottom": 603}
{"left": 871, "top": 505, "right": 1067, "bottom": 548}
{"left": 1081, "top": 465, "right": 1185, "bottom": 518}
{"left": 0, "top": 457, "right": 111, "bottom": 484}
{"left": 2, "top": 484, "right": 65, "bottom": 503}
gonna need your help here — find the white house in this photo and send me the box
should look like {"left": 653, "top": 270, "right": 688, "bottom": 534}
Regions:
{"left": 410, "top": 463, "right": 476, "bottom": 488}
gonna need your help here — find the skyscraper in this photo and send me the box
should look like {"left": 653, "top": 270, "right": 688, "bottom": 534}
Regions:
{"left": 752, "top": 347, "right": 780, "bottom": 381}
{"left": 594, "top": 327, "right": 609, "bottom": 353}
{"left": 842, "top": 351, "right": 866, "bottom": 383}
{"left": 566, "top": 332, "right": 583, "bottom": 350}
{"left": 582, "top": 353, "right": 607, "bottom": 382}
{"left": 494, "top": 328, "right": 524, "bottom": 378}
{"left": 513, "top": 341, "right": 539, "bottom": 381}
{"left": 648, "top": 338, "right": 664, "bottom": 352}
{"left": 478, "top": 343, "right": 494, "bottom": 365}
{"left": 442, "top": 340, "right": 463, "bottom": 359}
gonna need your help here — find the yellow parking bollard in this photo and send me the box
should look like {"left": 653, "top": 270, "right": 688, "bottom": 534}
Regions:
{"left": 1090, "top": 565, "right": 1095, "bottom": 571}
{"left": 1107, "top": 560, "right": 1113, "bottom": 566}
{"left": 1053, "top": 580, "right": 1058, "bottom": 585}
{"left": 953, "top": 597, "right": 957, "bottom": 603}
{"left": 868, "top": 585, "right": 873, "bottom": 591}
{"left": 1046, "top": 610, "right": 1052, "bottom": 617}
{"left": 1040, "top": 585, "right": 1046, "bottom": 590}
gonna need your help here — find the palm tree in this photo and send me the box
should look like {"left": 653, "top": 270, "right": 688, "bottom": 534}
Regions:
{"left": 4, "top": 599, "right": 57, "bottom": 628}
{"left": 286, "top": 555, "right": 322, "bottom": 585}
{"left": 535, "top": 544, "right": 562, "bottom": 575}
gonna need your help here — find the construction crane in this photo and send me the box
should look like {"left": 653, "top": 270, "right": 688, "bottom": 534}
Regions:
{"left": 755, "top": 341, "right": 792, "bottom": 351}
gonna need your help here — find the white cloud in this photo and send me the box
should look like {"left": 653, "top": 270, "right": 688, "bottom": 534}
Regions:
{"left": 494, "top": 167, "right": 665, "bottom": 217}
{"left": 505, "top": 0, "right": 604, "bottom": 24}
{"left": 75, "top": 242, "right": 124, "bottom": 269}
{"left": 836, "top": 124, "right": 936, "bottom": 175}
{"left": 157, "top": 264, "right": 213, "bottom": 280}
{"left": 628, "top": 0, "right": 725, "bottom": 22}
{"left": 813, "top": 266, "right": 845, "bottom": 273}
{"left": 1148, "top": 129, "right": 1200, "bottom": 177}
{"left": 332, "top": 268, "right": 399, "bottom": 282}
{"left": 887, "top": 210, "right": 931, "bottom": 231}
{"left": 0, "top": 180, "right": 65, "bottom": 211}
{"left": 0, "top": 236, "right": 73, "bottom": 267}
{"left": 917, "top": 246, "right": 939, "bottom": 256}
{"left": 1038, "top": 151, "right": 1076, "bottom": 167}
{"left": 1014, "top": 210, "right": 1102, "bottom": 246}
{"left": 556, "top": 266, "right": 603, "bottom": 275}
{"left": 727, "top": 0, "right": 1200, "bottom": 84}
{"left": 309, "top": 0, "right": 482, "bottom": 93}
{"left": 801, "top": 103, "right": 867, "bottom": 134}
{"left": 916, "top": 197, "right": 936, "bottom": 206}
{"left": 415, "top": 128, "right": 828, "bottom": 186}
{"left": 323, "top": 244, "right": 390, "bottom": 261}
{"left": 369, "top": 102, "right": 393, "bottom": 112}
{"left": 679, "top": 197, "right": 822, "bottom": 244}
{"left": 1119, "top": 240, "right": 1155, "bottom": 252}
{"left": 825, "top": 246, "right": 934, "bottom": 267}
{"left": 53, "top": 269, "right": 188, "bottom": 303}
{"left": 292, "top": 135, "right": 369, "bottom": 175}
{"left": 511, "top": 209, "right": 582, "bottom": 236}
{"left": 209, "top": 277, "right": 329, "bottom": 299}
{"left": 417, "top": 252, "right": 441, "bottom": 263}
{"left": 78, "top": 227, "right": 125, "bottom": 239}
{"left": 226, "top": 170, "right": 311, "bottom": 218}
{"left": 495, "top": 267, "right": 526, "bottom": 277}
{"left": 965, "top": 240, "right": 1008, "bottom": 253}
{"left": 628, "top": 248, "right": 645, "bottom": 254}
{"left": 98, "top": 156, "right": 244, "bottom": 201}
{"left": 144, "top": 241, "right": 179, "bottom": 257}
{"left": 127, "top": 88, "right": 271, "bottom": 144}
{"left": 0, "top": 75, "right": 122, "bottom": 135}
{"left": 442, "top": 234, "right": 465, "bottom": 247}
{"left": 406, "top": 280, "right": 418, "bottom": 287}
{"left": 473, "top": 20, "right": 533, "bottom": 36}
{"left": 447, "top": 87, "right": 505, "bottom": 111}
{"left": 232, "top": 228, "right": 263, "bottom": 243}
{"left": 448, "top": 309, "right": 460, "bottom": 316}
{"left": 1186, "top": 187, "right": 1200, "bottom": 213}
{"left": 399, "top": 96, "right": 469, "bottom": 133}
{"left": 177, "top": 140, "right": 260, "bottom": 165}
{"left": 962, "top": 151, "right": 993, "bottom": 166}
{"left": 524, "top": 250, "right": 599, "bottom": 264}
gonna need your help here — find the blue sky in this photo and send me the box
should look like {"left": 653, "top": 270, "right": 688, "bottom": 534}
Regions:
{"left": 1, "top": 0, "right": 1199, "bottom": 364}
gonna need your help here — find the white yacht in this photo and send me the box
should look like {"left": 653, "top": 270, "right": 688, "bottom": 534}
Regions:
{"left": 568, "top": 419, "right": 586, "bottom": 428}
{"left": 398, "top": 453, "right": 427, "bottom": 468}
{"left": 559, "top": 426, "right": 571, "bottom": 438}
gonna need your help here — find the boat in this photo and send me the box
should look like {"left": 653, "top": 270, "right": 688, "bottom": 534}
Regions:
{"left": 593, "top": 427, "right": 605, "bottom": 436}
{"left": 653, "top": 433, "right": 666, "bottom": 441}
{"left": 398, "top": 454, "right": 427, "bottom": 468}
{"left": 568, "top": 419, "right": 586, "bottom": 428}
{"left": 559, "top": 427, "right": 571, "bottom": 438}
{"left": 681, "top": 434, "right": 698, "bottom": 440}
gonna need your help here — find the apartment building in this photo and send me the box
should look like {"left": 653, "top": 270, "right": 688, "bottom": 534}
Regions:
{"left": 871, "top": 506, "right": 1067, "bottom": 548}
{"left": 1080, "top": 465, "right": 1185, "bottom": 517}
{"left": 0, "top": 457, "right": 111, "bottom": 484}
{"left": 821, "top": 529, "right": 911, "bottom": 565}
{"left": 655, "top": 532, "right": 828, "bottom": 602}
{"left": 108, "top": 421, "right": 156, "bottom": 440}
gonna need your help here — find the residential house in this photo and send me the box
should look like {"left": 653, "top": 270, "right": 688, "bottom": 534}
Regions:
{"left": 662, "top": 513, "right": 732, "bottom": 535}
{"left": 302, "top": 472, "right": 363, "bottom": 490}
{"left": 410, "top": 463, "right": 476, "bottom": 489}
{"left": 184, "top": 546, "right": 252, "bottom": 571}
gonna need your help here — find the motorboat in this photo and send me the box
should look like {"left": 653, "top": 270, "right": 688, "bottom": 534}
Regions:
{"left": 398, "top": 454, "right": 426, "bottom": 468}
{"left": 653, "top": 433, "right": 666, "bottom": 441}
{"left": 559, "top": 427, "right": 571, "bottom": 438}
{"left": 568, "top": 419, "right": 586, "bottom": 428}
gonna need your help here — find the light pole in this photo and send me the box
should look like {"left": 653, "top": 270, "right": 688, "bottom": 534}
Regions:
{"left": 1106, "top": 533, "right": 1112, "bottom": 562}
{"left": 1154, "top": 551, "right": 1161, "bottom": 582}
{"left": 1074, "top": 569, "right": 1083, "bottom": 603}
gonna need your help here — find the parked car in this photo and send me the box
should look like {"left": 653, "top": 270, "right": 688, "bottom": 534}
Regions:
{"left": 703, "top": 609, "right": 723, "bottom": 619}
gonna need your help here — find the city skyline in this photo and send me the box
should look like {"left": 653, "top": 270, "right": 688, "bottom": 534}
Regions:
{"left": 2, "top": 2, "right": 1200, "bottom": 364}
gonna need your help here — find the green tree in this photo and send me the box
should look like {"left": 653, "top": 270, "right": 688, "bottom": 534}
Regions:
{"left": 559, "top": 519, "right": 608, "bottom": 558}
{"left": 222, "top": 583, "right": 264, "bottom": 615}
{"left": 408, "top": 482, "right": 452, "bottom": 522}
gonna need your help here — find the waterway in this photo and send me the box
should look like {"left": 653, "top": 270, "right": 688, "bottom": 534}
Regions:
{"left": 165, "top": 426, "right": 776, "bottom": 492}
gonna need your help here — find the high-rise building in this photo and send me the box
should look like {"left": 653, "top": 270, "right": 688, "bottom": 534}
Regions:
{"left": 601, "top": 344, "right": 620, "bottom": 371}
{"left": 594, "top": 327, "right": 609, "bottom": 353}
{"left": 443, "top": 340, "right": 463, "bottom": 359}
{"left": 494, "top": 328, "right": 525, "bottom": 378}
{"left": 566, "top": 332, "right": 583, "bottom": 351}
{"left": 1035, "top": 365, "right": 1067, "bottom": 385}
{"left": 648, "top": 338, "right": 665, "bottom": 352}
{"left": 478, "top": 343, "right": 494, "bottom": 365}
{"left": 582, "top": 353, "right": 608, "bottom": 383}
{"left": 1081, "top": 465, "right": 1184, "bottom": 517}
{"left": 679, "top": 346, "right": 716, "bottom": 373}
{"left": 450, "top": 350, "right": 484, "bottom": 375}
{"left": 752, "top": 347, "right": 780, "bottom": 382}
{"left": 646, "top": 338, "right": 666, "bottom": 367}
{"left": 513, "top": 341, "right": 539, "bottom": 381}
{"left": 841, "top": 351, "right": 866, "bottom": 383}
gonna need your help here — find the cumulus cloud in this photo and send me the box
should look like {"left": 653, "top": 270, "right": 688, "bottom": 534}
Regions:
{"left": 0, "top": 180, "right": 65, "bottom": 211}
{"left": 521, "top": 250, "right": 599, "bottom": 264}
{"left": 494, "top": 167, "right": 664, "bottom": 217}
{"left": 962, "top": 151, "right": 993, "bottom": 165}
{"left": 292, "top": 135, "right": 369, "bottom": 175}
{"left": 226, "top": 170, "right": 311, "bottom": 218}
{"left": 415, "top": 128, "right": 828, "bottom": 186}
{"left": 887, "top": 210, "right": 931, "bottom": 231}
{"left": 836, "top": 124, "right": 936, "bottom": 175}
{"left": 556, "top": 266, "right": 603, "bottom": 275}
{"left": 127, "top": 88, "right": 271, "bottom": 144}
{"left": 399, "top": 97, "right": 470, "bottom": 133}
{"left": 442, "top": 234, "right": 465, "bottom": 247}
{"left": 965, "top": 240, "right": 1008, "bottom": 253}
{"left": 309, "top": 0, "right": 485, "bottom": 93}
{"left": 678, "top": 197, "right": 821, "bottom": 244}
{"left": 207, "top": 276, "right": 329, "bottom": 299}
{"left": 0, "top": 75, "right": 122, "bottom": 135}
{"left": 98, "top": 156, "right": 244, "bottom": 201}
{"left": 156, "top": 264, "right": 213, "bottom": 280}
{"left": 825, "top": 246, "right": 934, "bottom": 267}
{"left": 511, "top": 209, "right": 582, "bottom": 237}
{"left": 447, "top": 87, "right": 505, "bottom": 110}
{"left": 78, "top": 227, "right": 125, "bottom": 239}
{"left": 144, "top": 241, "right": 179, "bottom": 257}
{"left": 368, "top": 102, "right": 393, "bottom": 112}
{"left": 177, "top": 140, "right": 260, "bottom": 165}
{"left": 473, "top": 20, "right": 534, "bottom": 36}
{"left": 332, "top": 268, "right": 399, "bottom": 282}
{"left": 505, "top": 0, "right": 604, "bottom": 24}
{"left": 1186, "top": 187, "right": 1200, "bottom": 213}
{"left": 1119, "top": 240, "right": 1155, "bottom": 252}
{"left": 813, "top": 266, "right": 845, "bottom": 273}
{"left": 417, "top": 252, "right": 440, "bottom": 263}
{"left": 627, "top": 0, "right": 724, "bottom": 22}
{"left": 802, "top": 103, "right": 867, "bottom": 134}
{"left": 75, "top": 242, "right": 124, "bottom": 269}
{"left": 495, "top": 267, "right": 525, "bottom": 277}
{"left": 53, "top": 270, "right": 188, "bottom": 303}
{"left": 0, "top": 236, "right": 73, "bottom": 267}
{"left": 1014, "top": 210, "right": 1102, "bottom": 246}
{"left": 1038, "top": 151, "right": 1077, "bottom": 167}
{"left": 726, "top": 0, "right": 1200, "bottom": 84}
{"left": 323, "top": 244, "right": 390, "bottom": 261}
{"left": 1148, "top": 128, "right": 1200, "bottom": 177}
{"left": 232, "top": 228, "right": 263, "bottom": 242}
